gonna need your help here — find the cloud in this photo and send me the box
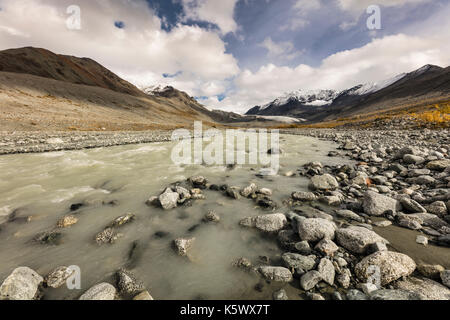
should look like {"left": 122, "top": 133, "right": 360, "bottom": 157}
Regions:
{"left": 259, "top": 37, "right": 301, "bottom": 61}
{"left": 180, "top": 0, "right": 239, "bottom": 34}
{"left": 0, "top": 0, "right": 239, "bottom": 98}
{"left": 337, "top": 0, "right": 430, "bottom": 13}
{"left": 280, "top": 0, "right": 321, "bottom": 31}
{"left": 211, "top": 32, "right": 450, "bottom": 113}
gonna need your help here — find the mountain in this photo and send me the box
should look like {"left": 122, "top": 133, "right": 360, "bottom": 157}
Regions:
{"left": 246, "top": 65, "right": 450, "bottom": 122}
{"left": 0, "top": 47, "right": 222, "bottom": 131}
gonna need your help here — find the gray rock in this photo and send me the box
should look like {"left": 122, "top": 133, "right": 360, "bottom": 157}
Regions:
{"left": 95, "top": 228, "right": 118, "bottom": 245}
{"left": 258, "top": 266, "right": 293, "bottom": 283}
{"left": 273, "top": 289, "right": 288, "bottom": 300}
{"left": 336, "top": 269, "right": 351, "bottom": 288}
{"left": 203, "top": 210, "right": 220, "bottom": 223}
{"left": 355, "top": 251, "right": 416, "bottom": 286}
{"left": 294, "top": 241, "right": 312, "bottom": 255}
{"left": 159, "top": 188, "right": 180, "bottom": 210}
{"left": 297, "top": 218, "right": 336, "bottom": 242}
{"left": 189, "top": 176, "right": 207, "bottom": 187}
{"left": 241, "top": 183, "right": 257, "bottom": 198}
{"left": 281, "top": 253, "right": 316, "bottom": 272}
{"left": 116, "top": 268, "right": 145, "bottom": 296}
{"left": 400, "top": 198, "right": 427, "bottom": 213}
{"left": 175, "top": 186, "right": 191, "bottom": 200}
{"left": 394, "top": 276, "right": 450, "bottom": 300}
{"left": 0, "top": 267, "right": 43, "bottom": 300}
{"left": 255, "top": 213, "right": 287, "bottom": 233}
{"left": 441, "top": 270, "right": 450, "bottom": 288}
{"left": 315, "top": 239, "right": 339, "bottom": 256}
{"left": 292, "top": 191, "right": 318, "bottom": 202}
{"left": 363, "top": 191, "right": 400, "bottom": 216}
{"left": 346, "top": 289, "right": 368, "bottom": 300}
{"left": 336, "top": 209, "right": 365, "bottom": 223}
{"left": 416, "top": 235, "right": 428, "bottom": 246}
{"left": 427, "top": 201, "right": 448, "bottom": 216}
{"left": 109, "top": 213, "right": 135, "bottom": 228}
{"left": 300, "top": 271, "right": 322, "bottom": 291}
{"left": 336, "top": 226, "right": 388, "bottom": 254}
{"left": 174, "top": 237, "right": 195, "bottom": 257}
{"left": 45, "top": 266, "right": 75, "bottom": 289}
{"left": 79, "top": 283, "right": 117, "bottom": 300}
{"left": 310, "top": 174, "right": 339, "bottom": 191}
{"left": 403, "top": 154, "right": 425, "bottom": 164}
{"left": 370, "top": 289, "right": 424, "bottom": 300}
{"left": 317, "top": 258, "right": 335, "bottom": 286}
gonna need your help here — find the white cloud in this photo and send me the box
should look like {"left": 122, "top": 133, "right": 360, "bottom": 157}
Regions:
{"left": 211, "top": 32, "right": 450, "bottom": 113}
{"left": 259, "top": 37, "right": 301, "bottom": 61}
{"left": 281, "top": 0, "right": 321, "bottom": 31}
{"left": 337, "top": 0, "right": 430, "bottom": 13}
{"left": 0, "top": 0, "right": 239, "bottom": 99}
{"left": 180, "top": 0, "right": 239, "bottom": 34}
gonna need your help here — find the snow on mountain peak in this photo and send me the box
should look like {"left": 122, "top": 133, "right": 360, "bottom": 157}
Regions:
{"left": 348, "top": 73, "right": 406, "bottom": 96}
{"left": 261, "top": 89, "right": 340, "bottom": 110}
{"left": 141, "top": 85, "right": 173, "bottom": 95}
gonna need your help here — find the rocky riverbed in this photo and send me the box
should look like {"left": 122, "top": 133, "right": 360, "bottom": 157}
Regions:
{"left": 0, "top": 129, "right": 449, "bottom": 300}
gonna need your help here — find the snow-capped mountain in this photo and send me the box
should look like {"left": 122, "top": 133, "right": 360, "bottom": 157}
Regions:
{"left": 141, "top": 84, "right": 174, "bottom": 95}
{"left": 245, "top": 64, "right": 449, "bottom": 121}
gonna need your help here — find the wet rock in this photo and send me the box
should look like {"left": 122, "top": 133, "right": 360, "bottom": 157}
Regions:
{"left": 240, "top": 183, "right": 257, "bottom": 198}
{"left": 189, "top": 176, "right": 207, "bottom": 187}
{"left": 297, "top": 218, "right": 336, "bottom": 242}
{"left": 317, "top": 258, "right": 335, "bottom": 286}
{"left": 310, "top": 174, "right": 339, "bottom": 191}
{"left": 255, "top": 214, "right": 287, "bottom": 233}
{"left": 370, "top": 289, "right": 424, "bottom": 300}
{"left": 34, "top": 229, "right": 63, "bottom": 246}
{"left": 145, "top": 196, "right": 159, "bottom": 207}
{"left": 417, "top": 264, "right": 444, "bottom": 280}
{"left": 0, "top": 267, "right": 43, "bottom": 300}
{"left": 79, "top": 283, "right": 117, "bottom": 300}
{"left": 294, "top": 241, "right": 312, "bottom": 255}
{"left": 397, "top": 215, "right": 423, "bottom": 230}
{"left": 335, "top": 209, "right": 364, "bottom": 223}
{"left": 346, "top": 289, "right": 368, "bottom": 300}
{"left": 175, "top": 186, "right": 191, "bottom": 202}
{"left": 400, "top": 198, "right": 427, "bottom": 214}
{"left": 336, "top": 226, "right": 388, "bottom": 254}
{"left": 116, "top": 268, "right": 145, "bottom": 296}
{"left": 363, "top": 191, "right": 400, "bottom": 216}
{"left": 300, "top": 271, "right": 322, "bottom": 291}
{"left": 408, "top": 212, "right": 449, "bottom": 231}
{"left": 203, "top": 210, "right": 220, "bottom": 223}
{"left": 258, "top": 266, "right": 293, "bottom": 283}
{"left": 315, "top": 239, "right": 339, "bottom": 256}
{"left": 277, "top": 230, "right": 300, "bottom": 250}
{"left": 95, "top": 228, "right": 118, "bottom": 245}
{"left": 394, "top": 276, "right": 450, "bottom": 300}
{"left": 56, "top": 215, "right": 78, "bottom": 228}
{"left": 159, "top": 188, "right": 180, "bottom": 210}
{"left": 281, "top": 253, "right": 316, "bottom": 272}
{"left": 232, "top": 257, "right": 253, "bottom": 270}
{"left": 416, "top": 235, "right": 428, "bottom": 246}
{"left": 109, "top": 213, "right": 135, "bottom": 228}
{"left": 441, "top": 270, "right": 450, "bottom": 288}
{"left": 226, "top": 187, "right": 241, "bottom": 200}
{"left": 174, "top": 237, "right": 195, "bottom": 257}
{"left": 133, "top": 290, "right": 154, "bottom": 300}
{"left": 45, "top": 266, "right": 75, "bottom": 288}
{"left": 273, "top": 289, "right": 288, "bottom": 300}
{"left": 292, "top": 191, "right": 318, "bottom": 202}
{"left": 355, "top": 251, "right": 416, "bottom": 286}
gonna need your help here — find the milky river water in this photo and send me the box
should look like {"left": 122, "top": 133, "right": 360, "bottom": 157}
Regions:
{"left": 0, "top": 134, "right": 353, "bottom": 300}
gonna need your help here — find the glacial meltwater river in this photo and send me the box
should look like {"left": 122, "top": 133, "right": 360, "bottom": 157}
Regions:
{"left": 0, "top": 134, "right": 395, "bottom": 299}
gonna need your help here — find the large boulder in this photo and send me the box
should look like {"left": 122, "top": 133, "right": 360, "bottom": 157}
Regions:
{"left": 355, "top": 251, "right": 416, "bottom": 286}
{"left": 79, "top": 282, "right": 117, "bottom": 300}
{"left": 258, "top": 266, "right": 293, "bottom": 283}
{"left": 336, "top": 226, "right": 389, "bottom": 254}
{"left": 0, "top": 267, "right": 43, "bottom": 300}
{"left": 362, "top": 191, "right": 400, "bottom": 216}
{"left": 297, "top": 218, "right": 336, "bottom": 242}
{"left": 309, "top": 174, "right": 339, "bottom": 191}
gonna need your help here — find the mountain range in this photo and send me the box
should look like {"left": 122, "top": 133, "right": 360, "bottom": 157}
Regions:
{"left": 246, "top": 65, "right": 450, "bottom": 122}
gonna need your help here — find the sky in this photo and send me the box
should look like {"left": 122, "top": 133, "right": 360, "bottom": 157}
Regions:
{"left": 0, "top": 0, "right": 449, "bottom": 113}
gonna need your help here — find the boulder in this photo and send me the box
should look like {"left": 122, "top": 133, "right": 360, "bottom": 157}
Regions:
{"left": 400, "top": 198, "right": 427, "bottom": 214}
{"left": 300, "top": 271, "right": 322, "bottom": 291}
{"left": 281, "top": 253, "right": 316, "bottom": 272}
{"left": 315, "top": 239, "right": 339, "bottom": 256}
{"left": 116, "top": 268, "right": 145, "bottom": 296}
{"left": 336, "top": 209, "right": 364, "bottom": 223}
{"left": 159, "top": 188, "right": 179, "bottom": 210}
{"left": 394, "top": 276, "right": 450, "bottom": 300}
{"left": 254, "top": 214, "right": 287, "bottom": 233}
{"left": 297, "top": 218, "right": 336, "bottom": 242}
{"left": 0, "top": 267, "right": 43, "bottom": 300}
{"left": 355, "top": 251, "right": 416, "bottom": 286}
{"left": 336, "top": 226, "right": 388, "bottom": 254}
{"left": 174, "top": 237, "right": 195, "bottom": 257}
{"left": 317, "top": 258, "right": 335, "bottom": 286}
{"left": 362, "top": 191, "right": 400, "bottom": 216}
{"left": 45, "top": 266, "right": 75, "bottom": 289}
